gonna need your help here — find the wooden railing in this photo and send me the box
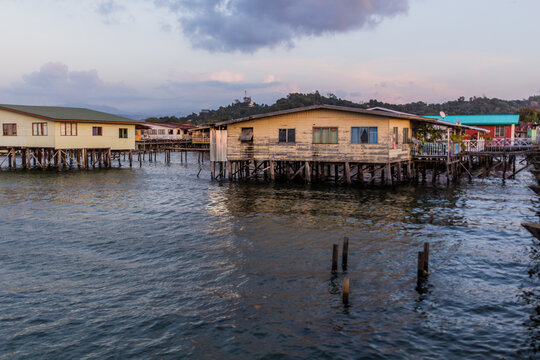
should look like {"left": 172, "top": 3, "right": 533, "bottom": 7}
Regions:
{"left": 192, "top": 135, "right": 210, "bottom": 143}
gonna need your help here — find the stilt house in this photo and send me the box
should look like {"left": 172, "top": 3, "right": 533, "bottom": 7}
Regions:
{"left": 0, "top": 104, "right": 143, "bottom": 169}
{"left": 210, "top": 105, "right": 464, "bottom": 184}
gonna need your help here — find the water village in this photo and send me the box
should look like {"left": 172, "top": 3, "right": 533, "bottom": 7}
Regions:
{"left": 0, "top": 103, "right": 535, "bottom": 186}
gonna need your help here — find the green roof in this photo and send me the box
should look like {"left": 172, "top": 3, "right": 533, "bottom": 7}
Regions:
{"left": 426, "top": 114, "right": 519, "bottom": 125}
{"left": 0, "top": 104, "right": 142, "bottom": 123}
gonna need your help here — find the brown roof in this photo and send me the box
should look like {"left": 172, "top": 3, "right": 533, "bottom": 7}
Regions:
{"left": 214, "top": 105, "right": 460, "bottom": 128}
{"left": 144, "top": 122, "right": 196, "bottom": 129}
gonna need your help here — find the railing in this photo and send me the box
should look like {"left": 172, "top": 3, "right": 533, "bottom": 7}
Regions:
{"left": 412, "top": 138, "right": 535, "bottom": 157}
{"left": 192, "top": 135, "right": 210, "bottom": 143}
{"left": 411, "top": 142, "right": 449, "bottom": 156}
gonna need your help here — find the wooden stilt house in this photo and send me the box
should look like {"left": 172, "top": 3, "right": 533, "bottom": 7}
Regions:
{"left": 209, "top": 105, "right": 464, "bottom": 184}
{"left": 0, "top": 104, "right": 143, "bottom": 169}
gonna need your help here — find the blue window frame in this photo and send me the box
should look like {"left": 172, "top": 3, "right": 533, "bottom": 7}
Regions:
{"left": 351, "top": 127, "right": 377, "bottom": 144}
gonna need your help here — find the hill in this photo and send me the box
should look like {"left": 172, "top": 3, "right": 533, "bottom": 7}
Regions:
{"left": 146, "top": 92, "right": 540, "bottom": 125}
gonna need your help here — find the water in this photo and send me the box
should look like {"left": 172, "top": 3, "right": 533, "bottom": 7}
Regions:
{"left": 0, "top": 152, "right": 539, "bottom": 359}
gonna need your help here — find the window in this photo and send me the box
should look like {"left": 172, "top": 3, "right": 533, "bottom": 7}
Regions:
{"left": 351, "top": 127, "right": 377, "bottom": 144}
{"left": 119, "top": 128, "right": 128, "bottom": 138}
{"left": 150, "top": 129, "right": 157, "bottom": 135}
{"left": 403, "top": 128, "right": 410, "bottom": 144}
{"left": 313, "top": 127, "right": 338, "bottom": 144}
{"left": 158, "top": 129, "right": 166, "bottom": 135}
{"left": 239, "top": 127, "right": 253, "bottom": 142}
{"left": 495, "top": 125, "right": 506, "bottom": 137}
{"left": 32, "top": 122, "right": 48, "bottom": 136}
{"left": 393, "top": 127, "right": 399, "bottom": 145}
{"left": 168, "top": 129, "right": 174, "bottom": 135}
{"left": 278, "top": 128, "right": 295, "bottom": 143}
{"left": 92, "top": 126, "right": 102, "bottom": 136}
{"left": 177, "top": 129, "right": 181, "bottom": 135}
{"left": 3, "top": 123, "right": 17, "bottom": 136}
{"left": 60, "top": 122, "right": 77, "bottom": 136}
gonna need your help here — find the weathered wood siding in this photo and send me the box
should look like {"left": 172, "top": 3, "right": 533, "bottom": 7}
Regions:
{"left": 226, "top": 109, "right": 412, "bottom": 163}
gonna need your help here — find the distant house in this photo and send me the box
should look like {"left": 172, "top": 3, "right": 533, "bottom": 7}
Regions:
{"left": 0, "top": 104, "right": 142, "bottom": 150}
{"left": 426, "top": 114, "right": 519, "bottom": 140}
{"left": 137, "top": 122, "right": 195, "bottom": 141}
{"left": 189, "top": 126, "right": 212, "bottom": 145}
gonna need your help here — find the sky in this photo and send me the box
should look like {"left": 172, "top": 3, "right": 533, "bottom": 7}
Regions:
{"left": 0, "top": 0, "right": 539, "bottom": 118}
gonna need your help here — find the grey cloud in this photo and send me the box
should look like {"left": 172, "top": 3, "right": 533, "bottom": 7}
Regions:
{"left": 156, "top": 0, "right": 409, "bottom": 52}
{"left": 0, "top": 62, "right": 286, "bottom": 116}
{"left": 3, "top": 62, "right": 143, "bottom": 107}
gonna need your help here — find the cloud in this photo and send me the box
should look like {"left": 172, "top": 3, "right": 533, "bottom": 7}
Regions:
{"left": 155, "top": 0, "right": 409, "bottom": 52}
{"left": 95, "top": 0, "right": 133, "bottom": 24}
{"left": 0, "top": 62, "right": 292, "bottom": 116}
{"left": 263, "top": 75, "right": 277, "bottom": 84}
{"left": 1, "top": 62, "right": 143, "bottom": 107}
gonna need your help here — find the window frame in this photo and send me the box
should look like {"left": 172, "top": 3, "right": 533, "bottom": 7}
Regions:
{"left": 32, "top": 122, "right": 48, "bottom": 136}
{"left": 92, "top": 126, "right": 103, "bottom": 136}
{"left": 313, "top": 127, "right": 338, "bottom": 144}
{"left": 351, "top": 126, "right": 378, "bottom": 144}
{"left": 278, "top": 128, "right": 296, "bottom": 143}
{"left": 402, "top": 128, "right": 410, "bottom": 144}
{"left": 2, "top": 123, "right": 17, "bottom": 136}
{"left": 239, "top": 127, "right": 254, "bottom": 142}
{"left": 393, "top": 127, "right": 399, "bottom": 145}
{"left": 495, "top": 125, "right": 506, "bottom": 137}
{"left": 119, "top": 128, "right": 128, "bottom": 139}
{"left": 60, "top": 122, "right": 77, "bottom": 136}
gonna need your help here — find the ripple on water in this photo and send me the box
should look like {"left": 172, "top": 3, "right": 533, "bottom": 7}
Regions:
{"left": 0, "top": 157, "right": 538, "bottom": 359}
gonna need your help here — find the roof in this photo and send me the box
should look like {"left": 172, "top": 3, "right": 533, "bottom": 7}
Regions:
{"left": 144, "top": 122, "right": 195, "bottom": 129}
{"left": 215, "top": 105, "right": 458, "bottom": 128}
{"left": 188, "top": 126, "right": 213, "bottom": 132}
{"left": 366, "top": 107, "right": 419, "bottom": 116}
{"left": 0, "top": 104, "right": 143, "bottom": 124}
{"left": 425, "top": 114, "right": 519, "bottom": 125}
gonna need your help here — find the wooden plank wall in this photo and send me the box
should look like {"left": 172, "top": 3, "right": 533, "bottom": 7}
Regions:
{"left": 226, "top": 109, "right": 412, "bottom": 163}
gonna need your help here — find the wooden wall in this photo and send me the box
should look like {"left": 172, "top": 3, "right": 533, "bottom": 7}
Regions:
{"left": 226, "top": 109, "right": 412, "bottom": 163}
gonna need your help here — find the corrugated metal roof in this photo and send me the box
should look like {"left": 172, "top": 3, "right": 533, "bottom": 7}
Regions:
{"left": 0, "top": 104, "right": 142, "bottom": 124}
{"left": 425, "top": 114, "right": 519, "bottom": 125}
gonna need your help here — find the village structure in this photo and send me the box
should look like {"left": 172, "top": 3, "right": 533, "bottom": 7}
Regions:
{"left": 0, "top": 102, "right": 536, "bottom": 185}
{"left": 208, "top": 105, "right": 532, "bottom": 185}
{"left": 0, "top": 104, "right": 143, "bottom": 170}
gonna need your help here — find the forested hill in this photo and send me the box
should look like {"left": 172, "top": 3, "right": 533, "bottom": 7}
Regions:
{"left": 147, "top": 92, "right": 540, "bottom": 124}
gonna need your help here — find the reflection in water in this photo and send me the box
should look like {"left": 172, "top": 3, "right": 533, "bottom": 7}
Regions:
{"left": 0, "top": 153, "right": 538, "bottom": 359}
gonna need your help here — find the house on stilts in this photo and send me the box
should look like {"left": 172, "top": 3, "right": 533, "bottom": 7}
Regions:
{"left": 0, "top": 104, "right": 143, "bottom": 170}
{"left": 208, "top": 105, "right": 481, "bottom": 185}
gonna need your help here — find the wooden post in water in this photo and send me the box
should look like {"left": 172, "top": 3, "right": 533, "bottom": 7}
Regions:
{"left": 270, "top": 160, "right": 275, "bottom": 182}
{"left": 417, "top": 251, "right": 425, "bottom": 283}
{"left": 332, "top": 244, "right": 339, "bottom": 274}
{"left": 423, "top": 242, "right": 430, "bottom": 273}
{"left": 129, "top": 151, "right": 133, "bottom": 168}
{"left": 345, "top": 162, "right": 351, "bottom": 184}
{"left": 429, "top": 209, "right": 434, "bottom": 224}
{"left": 342, "top": 236, "right": 349, "bottom": 271}
{"left": 343, "top": 278, "right": 350, "bottom": 306}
